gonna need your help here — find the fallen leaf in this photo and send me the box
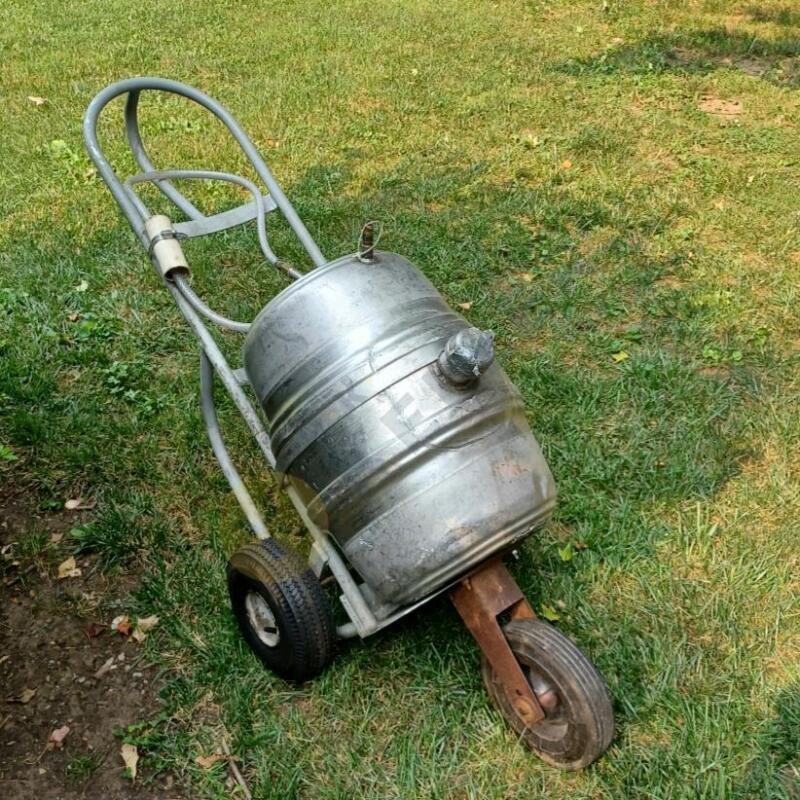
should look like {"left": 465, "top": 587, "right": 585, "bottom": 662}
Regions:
{"left": 558, "top": 543, "right": 574, "bottom": 562}
{"left": 7, "top": 687, "right": 36, "bottom": 704}
{"left": 611, "top": 350, "right": 629, "bottom": 363}
{"left": 57, "top": 557, "right": 81, "bottom": 579}
{"left": 457, "top": 302, "right": 473, "bottom": 311}
{"left": 121, "top": 743, "right": 138, "bottom": 780}
{"left": 19, "top": 688, "right": 37, "bottom": 704}
{"left": 519, "top": 272, "right": 533, "bottom": 283}
{"left": 28, "top": 96, "right": 47, "bottom": 106}
{"left": 561, "top": 159, "right": 573, "bottom": 170}
{"left": 136, "top": 614, "right": 159, "bottom": 633}
{"left": 111, "top": 615, "right": 132, "bottom": 636}
{"left": 84, "top": 622, "right": 107, "bottom": 639}
{"left": 75, "top": 280, "right": 89, "bottom": 293}
{"left": 195, "top": 753, "right": 229, "bottom": 769}
{"left": 48, "top": 725, "right": 70, "bottom": 748}
{"left": 66, "top": 497, "right": 94, "bottom": 511}
{"left": 95, "top": 656, "right": 116, "bottom": 678}
{"left": 50, "top": 532, "right": 63, "bottom": 544}
{"left": 67, "top": 312, "right": 80, "bottom": 322}
{"left": 574, "top": 541, "right": 589, "bottom": 551}
{"left": 540, "top": 603, "right": 561, "bottom": 622}
{"left": 131, "top": 614, "right": 159, "bottom": 643}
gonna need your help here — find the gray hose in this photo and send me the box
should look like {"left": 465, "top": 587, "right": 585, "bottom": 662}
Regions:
{"left": 173, "top": 275, "right": 251, "bottom": 334}
{"left": 125, "top": 169, "right": 293, "bottom": 274}
{"left": 126, "top": 169, "right": 303, "bottom": 332}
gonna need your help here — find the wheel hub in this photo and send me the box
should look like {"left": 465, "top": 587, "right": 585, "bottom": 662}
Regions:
{"left": 245, "top": 591, "right": 280, "bottom": 647}
{"left": 529, "top": 669, "right": 560, "bottom": 713}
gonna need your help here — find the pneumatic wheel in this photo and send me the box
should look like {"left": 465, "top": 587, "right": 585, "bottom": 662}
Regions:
{"left": 481, "top": 618, "right": 614, "bottom": 769}
{"left": 227, "top": 539, "right": 336, "bottom": 683}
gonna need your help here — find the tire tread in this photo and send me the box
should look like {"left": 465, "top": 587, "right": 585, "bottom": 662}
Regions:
{"left": 482, "top": 618, "right": 613, "bottom": 769}
{"left": 227, "top": 539, "right": 335, "bottom": 682}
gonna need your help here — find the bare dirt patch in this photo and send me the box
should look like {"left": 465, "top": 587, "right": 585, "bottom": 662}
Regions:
{"left": 0, "top": 486, "right": 181, "bottom": 800}
{"left": 698, "top": 95, "right": 743, "bottom": 119}
{"left": 669, "top": 45, "right": 798, "bottom": 84}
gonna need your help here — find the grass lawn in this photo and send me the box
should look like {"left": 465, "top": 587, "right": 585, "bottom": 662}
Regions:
{"left": 2, "top": 0, "right": 800, "bottom": 797}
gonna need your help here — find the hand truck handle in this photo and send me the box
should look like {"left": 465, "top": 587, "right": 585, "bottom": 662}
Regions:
{"left": 83, "top": 77, "right": 326, "bottom": 268}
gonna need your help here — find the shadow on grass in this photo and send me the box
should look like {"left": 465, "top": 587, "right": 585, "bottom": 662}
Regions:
{"left": 745, "top": 5, "right": 800, "bottom": 29}
{"left": 552, "top": 27, "right": 800, "bottom": 87}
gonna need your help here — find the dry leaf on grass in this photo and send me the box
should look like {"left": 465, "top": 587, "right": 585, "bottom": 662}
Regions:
{"left": 121, "top": 743, "right": 139, "bottom": 780}
{"left": 57, "top": 557, "right": 81, "bottom": 579}
{"left": 28, "top": 96, "right": 47, "bottom": 106}
{"left": 196, "top": 753, "right": 231, "bottom": 769}
{"left": 131, "top": 615, "right": 159, "bottom": 643}
{"left": 457, "top": 301, "right": 473, "bottom": 311}
{"left": 50, "top": 532, "right": 63, "bottom": 544}
{"left": 64, "top": 497, "right": 94, "bottom": 511}
{"left": 111, "top": 615, "right": 132, "bottom": 636}
{"left": 518, "top": 272, "right": 534, "bottom": 283}
{"left": 48, "top": 725, "right": 70, "bottom": 749}
{"left": 136, "top": 615, "right": 159, "bottom": 633}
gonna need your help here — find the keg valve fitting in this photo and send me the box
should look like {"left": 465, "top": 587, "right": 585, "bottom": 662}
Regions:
{"left": 437, "top": 328, "right": 495, "bottom": 385}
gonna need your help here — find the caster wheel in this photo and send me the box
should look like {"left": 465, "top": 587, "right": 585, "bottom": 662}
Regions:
{"left": 227, "top": 539, "right": 335, "bottom": 683}
{"left": 481, "top": 618, "right": 614, "bottom": 769}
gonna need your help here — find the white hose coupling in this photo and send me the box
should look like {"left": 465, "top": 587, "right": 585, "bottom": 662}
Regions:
{"left": 144, "top": 215, "right": 190, "bottom": 280}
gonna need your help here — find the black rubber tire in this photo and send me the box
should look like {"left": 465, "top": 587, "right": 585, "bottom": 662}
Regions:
{"left": 481, "top": 618, "right": 614, "bottom": 769}
{"left": 227, "top": 539, "right": 335, "bottom": 683}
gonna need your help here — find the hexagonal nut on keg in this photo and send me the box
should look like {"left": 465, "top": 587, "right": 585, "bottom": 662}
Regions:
{"left": 437, "top": 327, "right": 495, "bottom": 385}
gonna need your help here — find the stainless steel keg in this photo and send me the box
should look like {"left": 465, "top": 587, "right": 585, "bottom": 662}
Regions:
{"left": 244, "top": 251, "right": 557, "bottom": 604}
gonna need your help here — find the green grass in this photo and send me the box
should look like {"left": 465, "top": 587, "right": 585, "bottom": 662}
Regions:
{"left": 2, "top": 0, "right": 800, "bottom": 797}
{"left": 65, "top": 752, "right": 105, "bottom": 786}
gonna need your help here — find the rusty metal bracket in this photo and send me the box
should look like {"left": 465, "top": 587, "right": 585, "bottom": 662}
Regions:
{"left": 450, "top": 558, "right": 544, "bottom": 726}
